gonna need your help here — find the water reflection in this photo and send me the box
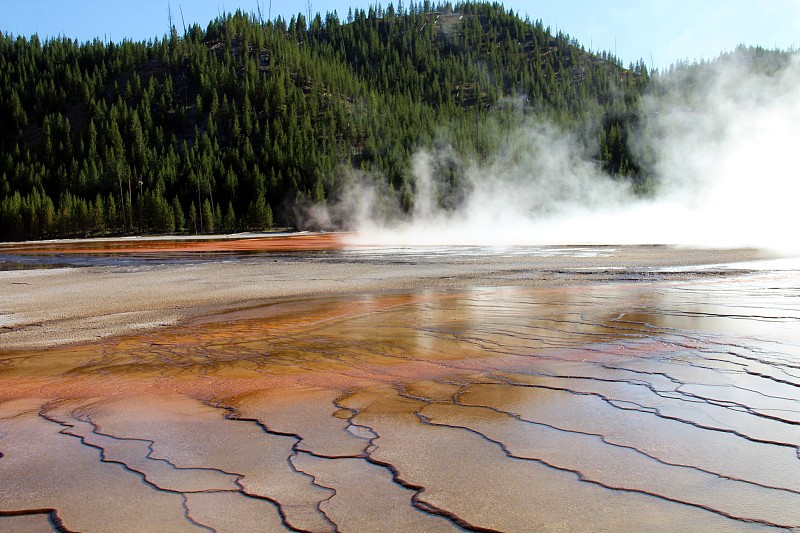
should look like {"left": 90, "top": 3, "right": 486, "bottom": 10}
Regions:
{"left": 2, "top": 273, "right": 800, "bottom": 531}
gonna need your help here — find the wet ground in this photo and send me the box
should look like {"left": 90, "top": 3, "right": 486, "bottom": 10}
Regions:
{"left": 0, "top": 233, "right": 346, "bottom": 270}
{"left": 1, "top": 239, "right": 799, "bottom": 532}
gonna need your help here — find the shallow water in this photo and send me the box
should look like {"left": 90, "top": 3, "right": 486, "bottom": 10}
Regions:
{"left": 1, "top": 251, "right": 799, "bottom": 532}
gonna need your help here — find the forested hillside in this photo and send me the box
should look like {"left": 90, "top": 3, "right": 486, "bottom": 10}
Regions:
{"left": 0, "top": 1, "right": 650, "bottom": 240}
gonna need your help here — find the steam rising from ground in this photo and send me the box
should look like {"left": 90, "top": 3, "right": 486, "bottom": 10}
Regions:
{"left": 340, "top": 51, "right": 800, "bottom": 250}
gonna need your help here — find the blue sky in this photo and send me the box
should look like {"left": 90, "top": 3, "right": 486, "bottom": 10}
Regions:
{"left": 3, "top": 0, "right": 798, "bottom": 70}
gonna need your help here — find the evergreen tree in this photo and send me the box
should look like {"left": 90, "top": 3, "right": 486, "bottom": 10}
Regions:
{"left": 201, "top": 199, "right": 215, "bottom": 233}
{"left": 7, "top": 1, "right": 760, "bottom": 241}
{"left": 224, "top": 201, "right": 236, "bottom": 232}
{"left": 189, "top": 202, "right": 198, "bottom": 234}
{"left": 172, "top": 197, "right": 186, "bottom": 232}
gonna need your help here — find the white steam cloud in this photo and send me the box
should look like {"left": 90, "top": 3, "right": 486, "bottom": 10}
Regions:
{"left": 341, "top": 51, "right": 800, "bottom": 251}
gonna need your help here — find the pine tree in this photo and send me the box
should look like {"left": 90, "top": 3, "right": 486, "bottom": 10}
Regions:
{"left": 0, "top": 3, "right": 663, "bottom": 240}
{"left": 201, "top": 199, "right": 215, "bottom": 234}
{"left": 189, "top": 202, "right": 198, "bottom": 234}
{"left": 172, "top": 197, "right": 186, "bottom": 232}
{"left": 9, "top": 90, "right": 28, "bottom": 130}
{"left": 224, "top": 201, "right": 236, "bottom": 232}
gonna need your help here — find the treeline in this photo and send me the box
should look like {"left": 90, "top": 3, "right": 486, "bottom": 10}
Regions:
{"left": 0, "top": 1, "right": 649, "bottom": 241}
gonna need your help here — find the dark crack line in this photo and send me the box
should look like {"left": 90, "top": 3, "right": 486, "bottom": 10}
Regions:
{"left": 503, "top": 367, "right": 800, "bottom": 427}
{"left": 358, "top": 452, "right": 500, "bottom": 533}
{"left": 674, "top": 387, "right": 800, "bottom": 425}
{"left": 442, "top": 381, "right": 800, "bottom": 497}
{"left": 0, "top": 508, "right": 77, "bottom": 533}
{"left": 741, "top": 369, "right": 800, "bottom": 390}
{"left": 488, "top": 374, "right": 800, "bottom": 456}
{"left": 401, "top": 390, "right": 798, "bottom": 530}
{"left": 71, "top": 408, "right": 243, "bottom": 486}
{"left": 287, "top": 452, "right": 339, "bottom": 533}
{"left": 744, "top": 344, "right": 800, "bottom": 368}
{"left": 600, "top": 362, "right": 800, "bottom": 407}
{"left": 669, "top": 343, "right": 800, "bottom": 388}
{"left": 596, "top": 362, "right": 800, "bottom": 420}
{"left": 331, "top": 393, "right": 495, "bottom": 533}
{"left": 648, "top": 331, "right": 800, "bottom": 375}
{"left": 742, "top": 342, "right": 800, "bottom": 361}
{"left": 420, "top": 415, "right": 797, "bottom": 530}
{"left": 46, "top": 406, "right": 233, "bottom": 494}
{"left": 204, "top": 400, "right": 339, "bottom": 533}
{"left": 609, "top": 319, "right": 800, "bottom": 373}
{"left": 68, "top": 402, "right": 316, "bottom": 532}
{"left": 648, "top": 308, "right": 800, "bottom": 323}
{"left": 695, "top": 346, "right": 800, "bottom": 378}
{"left": 37, "top": 401, "right": 223, "bottom": 532}
{"left": 181, "top": 495, "right": 218, "bottom": 533}
{"left": 38, "top": 401, "right": 310, "bottom": 533}
{"left": 506, "top": 370, "right": 727, "bottom": 408}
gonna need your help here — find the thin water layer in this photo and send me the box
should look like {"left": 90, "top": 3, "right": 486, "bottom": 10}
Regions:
{"left": 1, "top": 261, "right": 799, "bottom": 531}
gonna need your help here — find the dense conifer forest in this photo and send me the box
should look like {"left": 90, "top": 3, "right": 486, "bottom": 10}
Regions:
{"left": 0, "top": 1, "right": 653, "bottom": 240}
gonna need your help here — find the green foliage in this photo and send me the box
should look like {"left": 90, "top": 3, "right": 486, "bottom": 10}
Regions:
{"left": 0, "top": 2, "right": 654, "bottom": 241}
{"left": 247, "top": 193, "right": 273, "bottom": 231}
{"left": 201, "top": 199, "right": 215, "bottom": 234}
{"left": 172, "top": 196, "right": 186, "bottom": 232}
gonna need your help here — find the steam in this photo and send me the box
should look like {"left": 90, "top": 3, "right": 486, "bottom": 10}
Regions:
{"left": 637, "top": 51, "right": 800, "bottom": 250}
{"left": 339, "top": 50, "right": 800, "bottom": 251}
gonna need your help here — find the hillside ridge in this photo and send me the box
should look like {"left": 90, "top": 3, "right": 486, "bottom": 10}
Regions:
{"left": 0, "top": 1, "right": 648, "bottom": 240}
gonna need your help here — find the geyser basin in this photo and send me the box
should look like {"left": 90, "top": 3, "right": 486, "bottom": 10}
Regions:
{"left": 1, "top": 241, "right": 799, "bottom": 531}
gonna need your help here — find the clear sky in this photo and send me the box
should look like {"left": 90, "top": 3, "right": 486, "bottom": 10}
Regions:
{"left": 3, "top": 0, "right": 798, "bottom": 70}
